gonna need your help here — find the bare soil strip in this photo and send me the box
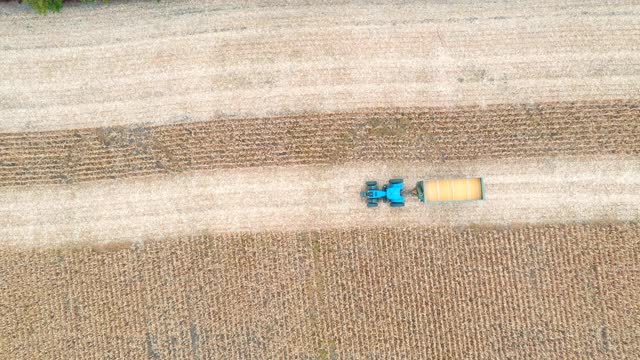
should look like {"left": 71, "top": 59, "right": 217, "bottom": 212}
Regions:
{"left": 2, "top": 157, "right": 638, "bottom": 247}
{"left": 1, "top": 223, "right": 638, "bottom": 358}
{"left": 2, "top": 1, "right": 640, "bottom": 131}
{"left": 1, "top": 100, "right": 639, "bottom": 188}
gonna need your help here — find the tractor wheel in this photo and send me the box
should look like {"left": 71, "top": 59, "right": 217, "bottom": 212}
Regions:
{"left": 367, "top": 202, "right": 378, "bottom": 208}
{"left": 389, "top": 178, "right": 404, "bottom": 184}
{"left": 366, "top": 181, "right": 377, "bottom": 187}
{"left": 390, "top": 202, "right": 405, "bottom": 208}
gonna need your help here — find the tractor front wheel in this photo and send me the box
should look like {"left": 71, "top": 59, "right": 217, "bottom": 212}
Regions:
{"left": 367, "top": 202, "right": 378, "bottom": 208}
{"left": 366, "top": 181, "right": 377, "bottom": 187}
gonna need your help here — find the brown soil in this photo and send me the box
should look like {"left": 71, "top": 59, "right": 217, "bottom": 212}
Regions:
{"left": 1, "top": 223, "right": 638, "bottom": 358}
{"left": 1, "top": 100, "right": 639, "bottom": 187}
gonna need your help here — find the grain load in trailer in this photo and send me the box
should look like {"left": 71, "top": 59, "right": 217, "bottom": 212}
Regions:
{"left": 415, "top": 178, "right": 485, "bottom": 203}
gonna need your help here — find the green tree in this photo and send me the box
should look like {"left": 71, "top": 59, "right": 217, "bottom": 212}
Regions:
{"left": 23, "top": 0, "right": 64, "bottom": 14}
{"left": 23, "top": 0, "right": 113, "bottom": 14}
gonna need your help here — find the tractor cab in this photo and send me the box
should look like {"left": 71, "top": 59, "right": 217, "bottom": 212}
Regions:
{"left": 363, "top": 188, "right": 386, "bottom": 199}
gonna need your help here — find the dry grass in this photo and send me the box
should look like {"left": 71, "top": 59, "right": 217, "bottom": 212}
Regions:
{"left": 1, "top": 223, "right": 638, "bottom": 358}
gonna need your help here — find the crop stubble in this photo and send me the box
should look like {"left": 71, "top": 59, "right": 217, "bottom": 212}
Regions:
{"left": 1, "top": 223, "right": 638, "bottom": 358}
{"left": 2, "top": 1, "right": 640, "bottom": 132}
{"left": 1, "top": 100, "right": 639, "bottom": 187}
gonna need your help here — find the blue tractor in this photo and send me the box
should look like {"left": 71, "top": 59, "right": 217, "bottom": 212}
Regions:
{"left": 360, "top": 178, "right": 406, "bottom": 208}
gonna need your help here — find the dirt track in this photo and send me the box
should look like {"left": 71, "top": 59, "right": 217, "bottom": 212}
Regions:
{"left": 2, "top": 1, "right": 640, "bottom": 131}
{"left": 2, "top": 156, "right": 638, "bottom": 247}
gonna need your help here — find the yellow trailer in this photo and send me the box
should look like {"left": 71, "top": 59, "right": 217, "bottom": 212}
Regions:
{"left": 415, "top": 177, "right": 485, "bottom": 202}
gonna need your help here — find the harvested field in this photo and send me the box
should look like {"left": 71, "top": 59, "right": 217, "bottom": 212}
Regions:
{"left": 2, "top": 2, "right": 640, "bottom": 131}
{"left": 1, "top": 223, "right": 639, "bottom": 358}
{"left": 1, "top": 100, "right": 640, "bottom": 187}
{"left": 2, "top": 0, "right": 640, "bottom": 357}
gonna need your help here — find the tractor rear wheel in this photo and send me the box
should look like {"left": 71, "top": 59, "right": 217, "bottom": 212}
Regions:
{"left": 366, "top": 181, "right": 377, "bottom": 187}
{"left": 389, "top": 178, "right": 403, "bottom": 184}
{"left": 390, "top": 202, "right": 405, "bottom": 208}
